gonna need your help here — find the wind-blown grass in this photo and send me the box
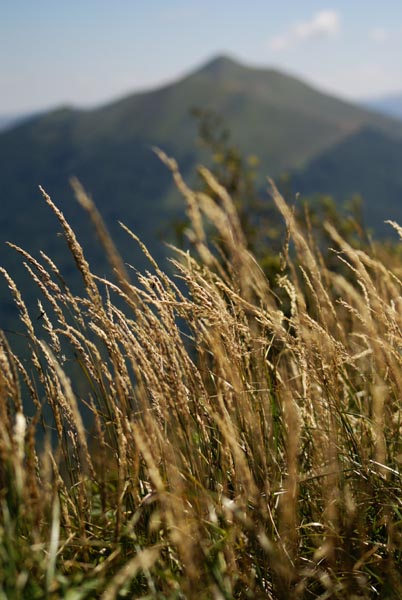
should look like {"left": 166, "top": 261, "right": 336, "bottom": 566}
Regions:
{"left": 1, "top": 154, "right": 402, "bottom": 599}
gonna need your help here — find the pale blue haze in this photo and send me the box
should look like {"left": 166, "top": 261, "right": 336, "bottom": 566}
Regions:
{"left": 1, "top": 0, "right": 402, "bottom": 113}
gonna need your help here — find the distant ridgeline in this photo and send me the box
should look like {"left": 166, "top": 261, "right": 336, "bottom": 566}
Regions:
{"left": 1, "top": 55, "right": 402, "bottom": 332}
{"left": 364, "top": 93, "right": 402, "bottom": 121}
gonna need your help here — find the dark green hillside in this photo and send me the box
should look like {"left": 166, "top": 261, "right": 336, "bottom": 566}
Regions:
{"left": 292, "top": 128, "right": 402, "bottom": 235}
{"left": 2, "top": 54, "right": 402, "bottom": 329}
{"left": 188, "top": 57, "right": 402, "bottom": 171}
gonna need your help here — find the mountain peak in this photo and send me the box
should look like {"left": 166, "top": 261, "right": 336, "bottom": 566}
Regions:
{"left": 196, "top": 55, "right": 244, "bottom": 78}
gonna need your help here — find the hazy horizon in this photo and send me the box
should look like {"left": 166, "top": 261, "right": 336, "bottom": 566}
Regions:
{"left": 3, "top": 52, "right": 400, "bottom": 119}
{"left": 2, "top": 1, "right": 402, "bottom": 115}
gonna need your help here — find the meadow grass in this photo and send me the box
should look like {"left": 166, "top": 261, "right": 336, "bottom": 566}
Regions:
{"left": 1, "top": 154, "right": 402, "bottom": 599}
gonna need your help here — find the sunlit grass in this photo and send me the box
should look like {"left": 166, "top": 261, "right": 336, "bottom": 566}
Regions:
{"left": 1, "top": 155, "right": 402, "bottom": 598}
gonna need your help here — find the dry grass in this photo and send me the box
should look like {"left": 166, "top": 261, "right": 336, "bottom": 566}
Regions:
{"left": 1, "top": 155, "right": 402, "bottom": 599}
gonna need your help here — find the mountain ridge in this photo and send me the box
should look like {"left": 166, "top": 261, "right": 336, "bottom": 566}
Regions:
{"left": 292, "top": 126, "right": 402, "bottom": 236}
{"left": 1, "top": 54, "right": 402, "bottom": 328}
{"left": 363, "top": 92, "right": 402, "bottom": 121}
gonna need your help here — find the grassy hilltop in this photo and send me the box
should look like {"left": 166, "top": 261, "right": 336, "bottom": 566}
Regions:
{"left": 1, "top": 154, "right": 402, "bottom": 598}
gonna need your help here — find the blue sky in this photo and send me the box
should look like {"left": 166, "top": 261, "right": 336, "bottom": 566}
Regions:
{"left": 1, "top": 1, "right": 402, "bottom": 113}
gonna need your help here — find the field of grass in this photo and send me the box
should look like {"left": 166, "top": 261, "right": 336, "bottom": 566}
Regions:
{"left": 1, "top": 152, "right": 402, "bottom": 599}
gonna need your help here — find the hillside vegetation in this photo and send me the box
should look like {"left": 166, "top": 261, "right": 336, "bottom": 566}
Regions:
{"left": 2, "top": 55, "right": 402, "bottom": 337}
{"left": 1, "top": 153, "right": 402, "bottom": 598}
{"left": 292, "top": 127, "right": 402, "bottom": 236}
